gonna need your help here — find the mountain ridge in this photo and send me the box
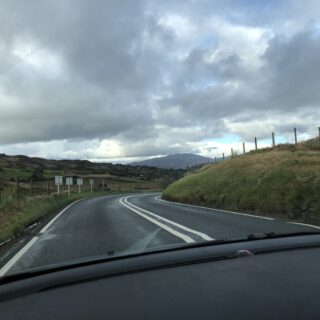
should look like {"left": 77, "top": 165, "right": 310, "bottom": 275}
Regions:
{"left": 130, "top": 153, "right": 215, "bottom": 169}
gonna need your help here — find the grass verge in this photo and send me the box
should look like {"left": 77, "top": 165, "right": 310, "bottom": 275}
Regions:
{"left": 163, "top": 138, "right": 320, "bottom": 225}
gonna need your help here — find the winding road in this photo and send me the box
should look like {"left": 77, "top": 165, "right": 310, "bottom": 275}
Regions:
{"left": 1, "top": 193, "right": 318, "bottom": 276}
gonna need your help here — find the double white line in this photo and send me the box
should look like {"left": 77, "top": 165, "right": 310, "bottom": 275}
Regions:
{"left": 119, "top": 196, "right": 214, "bottom": 243}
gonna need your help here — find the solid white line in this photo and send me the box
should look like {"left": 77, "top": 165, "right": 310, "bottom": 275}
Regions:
{"left": 119, "top": 197, "right": 195, "bottom": 243}
{"left": 40, "top": 198, "right": 83, "bottom": 233}
{"left": 155, "top": 196, "right": 275, "bottom": 221}
{"left": 0, "top": 237, "right": 39, "bottom": 277}
{"left": 0, "top": 198, "right": 85, "bottom": 277}
{"left": 287, "top": 222, "right": 320, "bottom": 230}
{"left": 125, "top": 196, "right": 214, "bottom": 241}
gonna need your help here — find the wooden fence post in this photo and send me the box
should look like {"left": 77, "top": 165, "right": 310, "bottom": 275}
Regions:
{"left": 17, "top": 177, "right": 20, "bottom": 199}
{"left": 272, "top": 132, "right": 275, "bottom": 147}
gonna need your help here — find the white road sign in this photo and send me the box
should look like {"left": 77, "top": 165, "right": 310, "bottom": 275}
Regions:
{"left": 90, "top": 179, "right": 94, "bottom": 185}
{"left": 77, "top": 178, "right": 83, "bottom": 186}
{"left": 55, "top": 176, "right": 63, "bottom": 185}
{"left": 66, "top": 177, "right": 73, "bottom": 186}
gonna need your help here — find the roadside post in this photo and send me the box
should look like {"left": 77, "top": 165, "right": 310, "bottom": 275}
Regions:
{"left": 243, "top": 142, "right": 246, "bottom": 154}
{"left": 17, "top": 177, "right": 20, "bottom": 199}
{"left": 272, "top": 132, "right": 275, "bottom": 147}
{"left": 294, "top": 127, "right": 298, "bottom": 145}
{"left": 66, "top": 177, "right": 73, "bottom": 197}
{"left": 77, "top": 178, "right": 83, "bottom": 194}
{"left": 90, "top": 179, "right": 94, "bottom": 193}
{"left": 55, "top": 176, "right": 63, "bottom": 195}
{"left": 30, "top": 179, "right": 33, "bottom": 197}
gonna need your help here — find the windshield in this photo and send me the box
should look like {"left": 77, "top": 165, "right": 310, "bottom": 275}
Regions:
{"left": 0, "top": 0, "right": 320, "bottom": 278}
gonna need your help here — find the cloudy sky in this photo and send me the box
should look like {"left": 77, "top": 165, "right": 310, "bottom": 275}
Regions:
{"left": 0, "top": 0, "right": 319, "bottom": 162}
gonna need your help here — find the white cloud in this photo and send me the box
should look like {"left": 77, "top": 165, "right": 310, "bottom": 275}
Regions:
{"left": 12, "top": 40, "right": 63, "bottom": 76}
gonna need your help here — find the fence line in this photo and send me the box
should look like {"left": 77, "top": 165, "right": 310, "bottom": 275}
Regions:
{"left": 216, "top": 126, "right": 319, "bottom": 163}
{"left": 0, "top": 177, "right": 159, "bottom": 206}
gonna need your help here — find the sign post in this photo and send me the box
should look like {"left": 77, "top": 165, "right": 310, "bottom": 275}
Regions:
{"left": 77, "top": 178, "right": 83, "bottom": 194}
{"left": 90, "top": 179, "right": 94, "bottom": 193}
{"left": 55, "top": 176, "right": 63, "bottom": 195}
{"left": 66, "top": 177, "right": 73, "bottom": 197}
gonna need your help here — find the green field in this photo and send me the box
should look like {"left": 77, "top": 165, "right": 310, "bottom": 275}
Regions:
{"left": 163, "top": 138, "right": 320, "bottom": 224}
{"left": 0, "top": 168, "right": 33, "bottom": 180}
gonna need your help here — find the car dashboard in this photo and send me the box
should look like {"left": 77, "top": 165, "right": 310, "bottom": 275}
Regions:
{"left": 0, "top": 234, "right": 320, "bottom": 320}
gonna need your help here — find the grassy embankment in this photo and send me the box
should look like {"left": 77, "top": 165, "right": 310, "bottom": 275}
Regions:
{"left": 163, "top": 138, "right": 320, "bottom": 224}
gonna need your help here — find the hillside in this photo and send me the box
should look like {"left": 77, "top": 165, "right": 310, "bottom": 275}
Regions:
{"left": 0, "top": 153, "right": 184, "bottom": 183}
{"left": 130, "top": 153, "right": 215, "bottom": 169}
{"left": 163, "top": 138, "right": 320, "bottom": 225}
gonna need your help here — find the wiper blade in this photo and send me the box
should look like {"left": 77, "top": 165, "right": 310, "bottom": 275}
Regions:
{"left": 247, "top": 231, "right": 320, "bottom": 240}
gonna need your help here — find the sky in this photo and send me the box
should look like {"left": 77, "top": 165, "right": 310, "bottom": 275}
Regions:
{"left": 0, "top": 0, "right": 319, "bottom": 163}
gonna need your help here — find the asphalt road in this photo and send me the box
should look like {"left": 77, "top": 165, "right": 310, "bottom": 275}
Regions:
{"left": 1, "top": 193, "right": 318, "bottom": 276}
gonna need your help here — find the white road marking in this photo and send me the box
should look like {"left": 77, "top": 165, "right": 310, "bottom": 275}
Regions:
{"left": 40, "top": 198, "right": 83, "bottom": 233}
{"left": 0, "top": 198, "right": 85, "bottom": 277}
{"left": 119, "top": 197, "right": 196, "bottom": 243}
{"left": 287, "top": 222, "right": 320, "bottom": 230}
{"left": 155, "top": 195, "right": 275, "bottom": 221}
{"left": 124, "top": 196, "right": 214, "bottom": 241}
{"left": 0, "top": 237, "right": 39, "bottom": 277}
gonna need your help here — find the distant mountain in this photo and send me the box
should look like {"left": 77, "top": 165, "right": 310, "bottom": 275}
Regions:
{"left": 130, "top": 153, "right": 215, "bottom": 169}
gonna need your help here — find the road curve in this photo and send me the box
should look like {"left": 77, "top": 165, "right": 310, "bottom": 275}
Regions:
{"left": 1, "top": 193, "right": 318, "bottom": 276}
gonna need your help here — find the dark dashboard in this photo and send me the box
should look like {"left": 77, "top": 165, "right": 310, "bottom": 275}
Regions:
{"left": 1, "top": 234, "right": 320, "bottom": 320}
